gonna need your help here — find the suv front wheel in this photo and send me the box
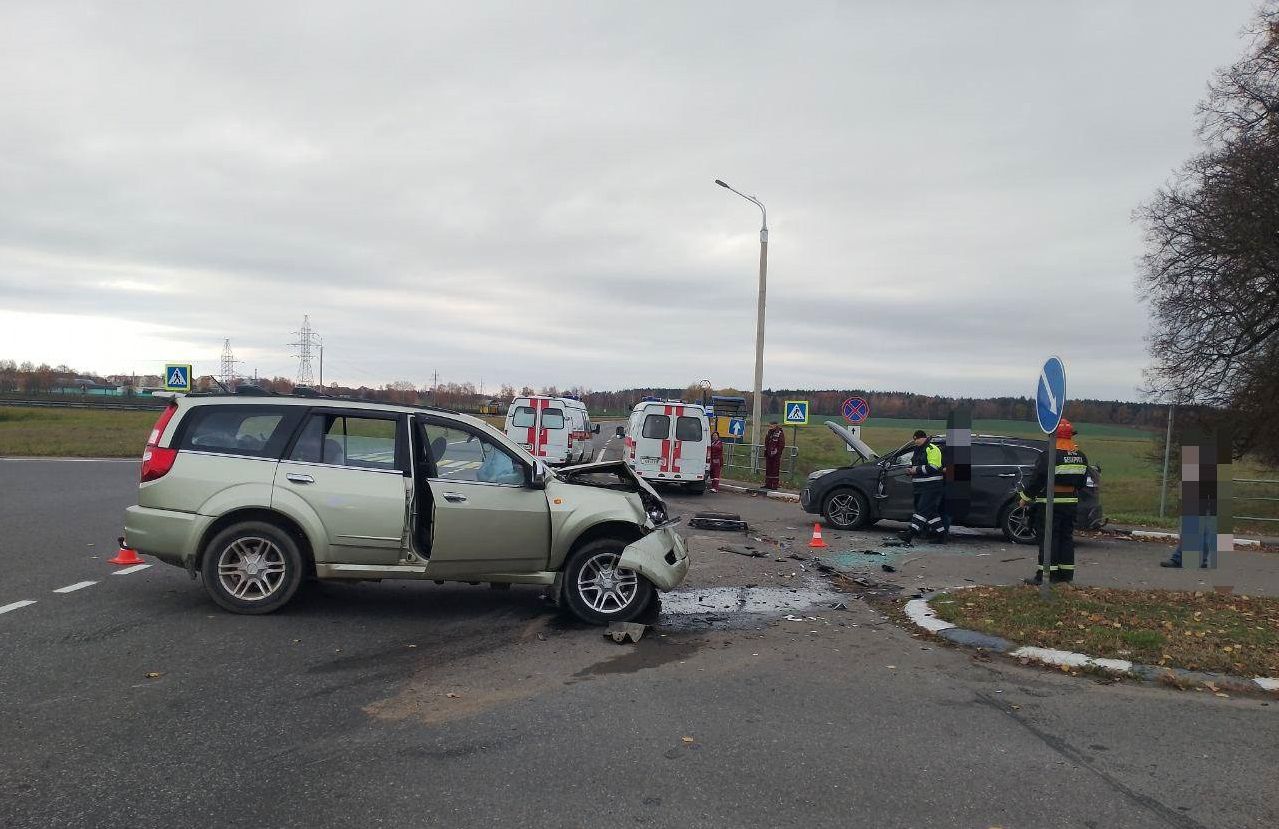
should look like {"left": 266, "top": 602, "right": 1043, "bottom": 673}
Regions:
{"left": 562, "top": 538, "right": 655, "bottom": 625}
{"left": 201, "top": 521, "right": 305, "bottom": 614}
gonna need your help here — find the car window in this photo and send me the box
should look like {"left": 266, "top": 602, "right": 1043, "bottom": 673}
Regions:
{"left": 289, "top": 414, "right": 398, "bottom": 470}
{"left": 642, "top": 414, "right": 670, "bottom": 439}
{"left": 972, "top": 444, "right": 1013, "bottom": 465}
{"left": 676, "top": 416, "right": 703, "bottom": 441}
{"left": 892, "top": 448, "right": 914, "bottom": 466}
{"left": 541, "top": 408, "right": 565, "bottom": 429}
{"left": 511, "top": 406, "right": 535, "bottom": 427}
{"left": 179, "top": 406, "right": 292, "bottom": 458}
{"left": 423, "top": 423, "right": 525, "bottom": 485}
{"left": 1010, "top": 446, "right": 1041, "bottom": 466}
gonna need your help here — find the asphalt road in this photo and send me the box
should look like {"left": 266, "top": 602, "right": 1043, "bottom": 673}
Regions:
{"left": 1, "top": 457, "right": 1276, "bottom": 828}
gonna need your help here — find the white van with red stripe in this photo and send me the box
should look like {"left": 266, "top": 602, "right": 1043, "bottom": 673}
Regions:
{"left": 624, "top": 400, "right": 710, "bottom": 494}
{"left": 506, "top": 396, "right": 597, "bottom": 466}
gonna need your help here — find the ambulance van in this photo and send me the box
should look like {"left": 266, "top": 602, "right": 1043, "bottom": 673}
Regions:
{"left": 624, "top": 400, "right": 711, "bottom": 494}
{"left": 505, "top": 396, "right": 597, "bottom": 466}
{"left": 562, "top": 398, "right": 595, "bottom": 463}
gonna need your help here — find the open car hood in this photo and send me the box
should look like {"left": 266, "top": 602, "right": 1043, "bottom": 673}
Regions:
{"left": 824, "top": 420, "right": 879, "bottom": 463}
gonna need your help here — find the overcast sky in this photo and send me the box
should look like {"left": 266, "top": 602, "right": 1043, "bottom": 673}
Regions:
{"left": 0, "top": 1, "right": 1260, "bottom": 400}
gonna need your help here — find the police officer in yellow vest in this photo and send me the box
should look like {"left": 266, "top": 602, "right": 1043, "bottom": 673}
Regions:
{"left": 1020, "top": 419, "right": 1089, "bottom": 584}
{"left": 899, "top": 429, "right": 946, "bottom": 544}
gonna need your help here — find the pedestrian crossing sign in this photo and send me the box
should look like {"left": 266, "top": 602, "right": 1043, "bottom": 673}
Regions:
{"left": 783, "top": 400, "right": 809, "bottom": 426}
{"left": 164, "top": 364, "right": 192, "bottom": 392}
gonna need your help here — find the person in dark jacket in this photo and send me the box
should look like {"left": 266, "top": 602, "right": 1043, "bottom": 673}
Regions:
{"left": 898, "top": 429, "right": 945, "bottom": 544}
{"left": 1020, "top": 419, "right": 1089, "bottom": 584}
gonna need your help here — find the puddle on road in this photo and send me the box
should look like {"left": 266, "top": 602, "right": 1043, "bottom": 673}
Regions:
{"left": 654, "top": 583, "right": 841, "bottom": 631}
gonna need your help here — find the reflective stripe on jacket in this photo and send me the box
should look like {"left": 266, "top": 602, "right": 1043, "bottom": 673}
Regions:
{"left": 912, "top": 441, "right": 943, "bottom": 484}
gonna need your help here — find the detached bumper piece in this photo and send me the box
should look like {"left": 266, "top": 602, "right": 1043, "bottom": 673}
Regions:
{"left": 688, "top": 512, "right": 748, "bottom": 532}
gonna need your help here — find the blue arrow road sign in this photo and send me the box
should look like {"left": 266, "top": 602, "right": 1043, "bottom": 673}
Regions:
{"left": 728, "top": 417, "right": 746, "bottom": 437}
{"left": 1036, "top": 356, "right": 1067, "bottom": 434}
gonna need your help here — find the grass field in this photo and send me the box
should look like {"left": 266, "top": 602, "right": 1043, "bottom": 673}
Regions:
{"left": 2, "top": 406, "right": 1275, "bottom": 533}
{"left": 726, "top": 415, "right": 1279, "bottom": 533}
{"left": 0, "top": 406, "right": 158, "bottom": 457}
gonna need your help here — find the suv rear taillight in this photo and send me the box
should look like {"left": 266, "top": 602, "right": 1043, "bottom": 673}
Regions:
{"left": 141, "top": 403, "right": 179, "bottom": 483}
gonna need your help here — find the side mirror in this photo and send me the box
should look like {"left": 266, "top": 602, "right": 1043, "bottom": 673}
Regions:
{"left": 529, "top": 462, "right": 552, "bottom": 490}
{"left": 615, "top": 426, "right": 625, "bottom": 438}
{"left": 592, "top": 424, "right": 601, "bottom": 434}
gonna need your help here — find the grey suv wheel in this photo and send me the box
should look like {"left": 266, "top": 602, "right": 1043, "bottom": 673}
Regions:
{"left": 999, "top": 501, "right": 1037, "bottom": 545}
{"left": 562, "top": 538, "right": 655, "bottom": 625}
{"left": 201, "top": 521, "right": 304, "bottom": 614}
{"left": 822, "top": 488, "right": 871, "bottom": 530}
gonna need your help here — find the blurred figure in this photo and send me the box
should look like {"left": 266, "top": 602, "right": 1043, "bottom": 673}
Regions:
{"left": 1162, "top": 430, "right": 1232, "bottom": 568}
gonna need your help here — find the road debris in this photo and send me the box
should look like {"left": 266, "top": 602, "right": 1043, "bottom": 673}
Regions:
{"left": 882, "top": 564, "right": 897, "bottom": 573}
{"left": 720, "top": 544, "right": 769, "bottom": 558}
{"left": 606, "top": 621, "right": 648, "bottom": 644}
{"left": 689, "top": 512, "right": 748, "bottom": 532}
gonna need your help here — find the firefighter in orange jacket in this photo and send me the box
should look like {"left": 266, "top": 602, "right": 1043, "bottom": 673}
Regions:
{"left": 1020, "top": 419, "right": 1089, "bottom": 584}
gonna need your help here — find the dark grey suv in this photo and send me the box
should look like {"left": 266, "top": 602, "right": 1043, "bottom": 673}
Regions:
{"left": 799, "top": 422, "right": 1105, "bottom": 543}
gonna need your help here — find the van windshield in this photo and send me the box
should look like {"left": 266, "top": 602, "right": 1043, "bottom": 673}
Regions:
{"left": 676, "top": 416, "right": 703, "bottom": 441}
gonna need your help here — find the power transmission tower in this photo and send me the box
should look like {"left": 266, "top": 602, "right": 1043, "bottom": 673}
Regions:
{"left": 219, "top": 339, "right": 241, "bottom": 388}
{"left": 290, "top": 316, "right": 321, "bottom": 386}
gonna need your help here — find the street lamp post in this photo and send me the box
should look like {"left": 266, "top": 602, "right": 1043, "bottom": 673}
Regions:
{"left": 715, "top": 178, "right": 768, "bottom": 472}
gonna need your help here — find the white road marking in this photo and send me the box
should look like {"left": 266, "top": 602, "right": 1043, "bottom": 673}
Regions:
{"left": 111, "top": 564, "right": 152, "bottom": 576}
{"left": 0, "top": 600, "right": 37, "bottom": 615}
{"left": 53, "top": 581, "right": 97, "bottom": 594}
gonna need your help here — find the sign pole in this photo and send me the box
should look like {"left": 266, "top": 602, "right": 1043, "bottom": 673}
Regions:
{"left": 1041, "top": 441, "right": 1056, "bottom": 600}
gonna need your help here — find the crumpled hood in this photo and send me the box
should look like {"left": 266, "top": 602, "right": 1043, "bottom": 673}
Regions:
{"left": 557, "top": 459, "right": 666, "bottom": 506}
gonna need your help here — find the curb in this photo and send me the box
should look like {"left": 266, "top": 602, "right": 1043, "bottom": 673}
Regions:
{"left": 717, "top": 483, "right": 801, "bottom": 503}
{"left": 1103, "top": 527, "right": 1265, "bottom": 549}
{"left": 903, "top": 595, "right": 1279, "bottom": 697}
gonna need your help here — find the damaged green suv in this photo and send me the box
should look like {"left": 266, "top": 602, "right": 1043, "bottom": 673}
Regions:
{"left": 123, "top": 393, "right": 689, "bottom": 624}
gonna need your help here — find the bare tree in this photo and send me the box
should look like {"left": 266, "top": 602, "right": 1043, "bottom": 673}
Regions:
{"left": 1137, "top": 4, "right": 1279, "bottom": 462}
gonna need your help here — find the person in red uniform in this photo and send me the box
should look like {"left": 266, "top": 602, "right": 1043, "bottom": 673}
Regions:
{"left": 707, "top": 431, "right": 724, "bottom": 492}
{"left": 764, "top": 420, "right": 785, "bottom": 490}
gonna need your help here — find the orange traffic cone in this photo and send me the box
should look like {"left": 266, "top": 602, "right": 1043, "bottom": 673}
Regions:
{"left": 109, "top": 536, "right": 143, "bottom": 566}
{"left": 808, "top": 523, "right": 830, "bottom": 549}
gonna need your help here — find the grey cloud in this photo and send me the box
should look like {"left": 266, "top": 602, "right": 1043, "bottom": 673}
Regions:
{"left": 0, "top": 1, "right": 1258, "bottom": 398}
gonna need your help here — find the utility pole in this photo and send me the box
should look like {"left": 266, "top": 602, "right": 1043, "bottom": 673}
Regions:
{"left": 715, "top": 178, "right": 768, "bottom": 472}
{"left": 289, "top": 316, "right": 320, "bottom": 386}
{"left": 318, "top": 343, "right": 324, "bottom": 388}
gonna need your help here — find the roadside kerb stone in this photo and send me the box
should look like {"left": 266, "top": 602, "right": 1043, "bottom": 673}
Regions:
{"left": 717, "top": 482, "right": 801, "bottom": 503}
{"left": 903, "top": 594, "right": 1279, "bottom": 697}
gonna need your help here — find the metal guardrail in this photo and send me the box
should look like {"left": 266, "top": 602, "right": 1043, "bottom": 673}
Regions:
{"left": 1235, "top": 478, "right": 1279, "bottom": 524}
{"left": 719, "top": 442, "right": 799, "bottom": 474}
